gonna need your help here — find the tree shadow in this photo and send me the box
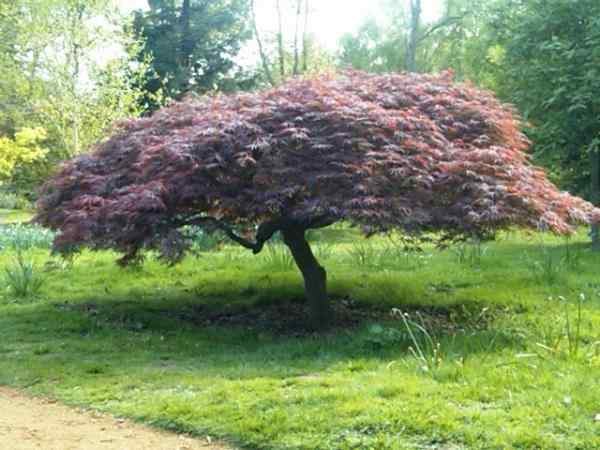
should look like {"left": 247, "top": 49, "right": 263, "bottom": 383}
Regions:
{"left": 2, "top": 289, "right": 527, "bottom": 384}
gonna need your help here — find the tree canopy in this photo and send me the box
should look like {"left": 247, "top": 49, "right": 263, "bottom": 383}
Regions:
{"left": 132, "top": 0, "right": 252, "bottom": 106}
{"left": 36, "top": 71, "right": 600, "bottom": 327}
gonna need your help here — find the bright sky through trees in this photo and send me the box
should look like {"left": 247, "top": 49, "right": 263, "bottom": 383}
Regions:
{"left": 116, "top": 0, "right": 444, "bottom": 50}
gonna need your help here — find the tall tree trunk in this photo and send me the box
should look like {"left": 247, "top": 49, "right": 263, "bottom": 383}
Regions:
{"left": 250, "top": 0, "right": 275, "bottom": 86}
{"left": 406, "top": 0, "right": 421, "bottom": 72}
{"left": 276, "top": 0, "right": 285, "bottom": 78}
{"left": 282, "top": 226, "right": 332, "bottom": 330}
{"left": 302, "top": 0, "right": 310, "bottom": 73}
{"left": 591, "top": 145, "right": 600, "bottom": 251}
{"left": 70, "top": 2, "right": 84, "bottom": 154}
{"left": 293, "top": 0, "right": 302, "bottom": 75}
{"left": 179, "top": 0, "right": 194, "bottom": 92}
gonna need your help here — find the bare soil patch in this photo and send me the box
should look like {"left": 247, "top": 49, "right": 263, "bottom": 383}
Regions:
{"left": 0, "top": 387, "right": 228, "bottom": 450}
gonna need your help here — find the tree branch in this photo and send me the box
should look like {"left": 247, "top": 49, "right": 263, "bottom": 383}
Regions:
{"left": 418, "top": 13, "right": 469, "bottom": 42}
{"left": 180, "top": 216, "right": 285, "bottom": 254}
{"left": 250, "top": 0, "right": 275, "bottom": 86}
{"left": 178, "top": 214, "right": 337, "bottom": 253}
{"left": 303, "top": 213, "right": 338, "bottom": 230}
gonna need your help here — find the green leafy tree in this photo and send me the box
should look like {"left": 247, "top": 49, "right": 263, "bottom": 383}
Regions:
{"left": 250, "top": 0, "right": 333, "bottom": 86}
{"left": 339, "top": 19, "right": 406, "bottom": 72}
{"left": 133, "top": 0, "right": 252, "bottom": 104}
{"left": 0, "top": 128, "right": 47, "bottom": 181}
{"left": 489, "top": 0, "right": 600, "bottom": 247}
{"left": 422, "top": 0, "right": 503, "bottom": 88}
{"left": 0, "top": 0, "right": 151, "bottom": 192}
{"left": 338, "top": 0, "right": 474, "bottom": 74}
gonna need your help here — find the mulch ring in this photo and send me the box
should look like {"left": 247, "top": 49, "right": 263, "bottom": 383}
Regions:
{"left": 55, "top": 297, "right": 508, "bottom": 337}
{"left": 172, "top": 297, "right": 505, "bottom": 336}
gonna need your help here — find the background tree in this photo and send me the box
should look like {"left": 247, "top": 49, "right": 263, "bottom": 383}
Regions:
{"left": 0, "top": 0, "right": 149, "bottom": 195}
{"left": 0, "top": 128, "right": 47, "bottom": 181}
{"left": 338, "top": 0, "right": 472, "bottom": 74}
{"left": 132, "top": 0, "right": 252, "bottom": 104}
{"left": 422, "top": 0, "right": 501, "bottom": 87}
{"left": 486, "top": 0, "right": 600, "bottom": 247}
{"left": 406, "top": 0, "right": 421, "bottom": 72}
{"left": 339, "top": 19, "right": 406, "bottom": 72}
{"left": 36, "top": 71, "right": 600, "bottom": 329}
{"left": 251, "top": 0, "right": 329, "bottom": 85}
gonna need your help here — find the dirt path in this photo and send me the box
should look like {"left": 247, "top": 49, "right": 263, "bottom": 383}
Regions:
{"left": 0, "top": 387, "right": 228, "bottom": 450}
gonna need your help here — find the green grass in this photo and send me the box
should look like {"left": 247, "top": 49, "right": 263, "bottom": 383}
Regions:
{"left": 1, "top": 227, "right": 600, "bottom": 449}
{"left": 0, "top": 208, "right": 33, "bottom": 224}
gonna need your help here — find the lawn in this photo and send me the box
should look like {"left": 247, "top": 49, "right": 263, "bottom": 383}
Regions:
{"left": 0, "top": 208, "right": 33, "bottom": 224}
{"left": 0, "top": 218, "right": 599, "bottom": 449}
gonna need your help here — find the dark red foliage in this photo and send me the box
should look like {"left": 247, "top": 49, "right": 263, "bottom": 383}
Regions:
{"left": 36, "top": 71, "right": 600, "bottom": 261}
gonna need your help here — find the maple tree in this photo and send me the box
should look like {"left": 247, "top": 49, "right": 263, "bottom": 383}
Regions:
{"left": 36, "top": 71, "right": 600, "bottom": 329}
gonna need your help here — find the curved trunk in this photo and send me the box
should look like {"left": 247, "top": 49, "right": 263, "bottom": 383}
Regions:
{"left": 282, "top": 227, "right": 332, "bottom": 330}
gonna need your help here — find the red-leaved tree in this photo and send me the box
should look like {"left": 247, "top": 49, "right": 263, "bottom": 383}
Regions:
{"left": 36, "top": 71, "right": 600, "bottom": 329}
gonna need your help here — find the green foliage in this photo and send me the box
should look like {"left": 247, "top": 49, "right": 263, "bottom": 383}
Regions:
{"left": 3, "top": 252, "right": 44, "bottom": 298}
{"left": 527, "top": 250, "right": 564, "bottom": 286}
{"left": 490, "top": 0, "right": 600, "bottom": 197}
{"left": 261, "top": 242, "right": 295, "bottom": 271}
{"left": 338, "top": 6, "right": 408, "bottom": 72}
{"left": 132, "top": 0, "right": 252, "bottom": 105}
{"left": 399, "top": 310, "right": 444, "bottom": 374}
{"left": 0, "top": 0, "right": 151, "bottom": 193}
{"left": 0, "top": 224, "right": 55, "bottom": 252}
{"left": 184, "top": 227, "right": 224, "bottom": 253}
{"left": 346, "top": 241, "right": 379, "bottom": 267}
{"left": 338, "top": 0, "right": 600, "bottom": 200}
{"left": 337, "top": 0, "right": 499, "bottom": 82}
{"left": 533, "top": 293, "right": 588, "bottom": 359}
{"left": 346, "top": 238, "right": 430, "bottom": 271}
{"left": 420, "top": 0, "right": 505, "bottom": 88}
{"left": 0, "top": 209, "right": 33, "bottom": 225}
{"left": 525, "top": 236, "right": 586, "bottom": 285}
{"left": 452, "top": 238, "right": 489, "bottom": 267}
{"left": 0, "top": 128, "right": 47, "bottom": 181}
{"left": 363, "top": 323, "right": 405, "bottom": 349}
{"left": 0, "top": 193, "right": 31, "bottom": 210}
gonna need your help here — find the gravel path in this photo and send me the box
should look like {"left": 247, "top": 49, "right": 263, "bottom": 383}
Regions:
{"left": 0, "top": 387, "right": 227, "bottom": 450}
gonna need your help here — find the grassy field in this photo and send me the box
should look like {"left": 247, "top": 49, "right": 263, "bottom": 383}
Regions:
{"left": 0, "top": 208, "right": 33, "bottom": 224}
{"left": 1, "top": 216, "right": 599, "bottom": 449}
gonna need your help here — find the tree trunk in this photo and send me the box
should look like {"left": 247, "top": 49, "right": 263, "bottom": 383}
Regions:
{"left": 302, "top": 0, "right": 310, "bottom": 73}
{"left": 71, "top": 12, "right": 82, "bottom": 155}
{"left": 293, "top": 0, "right": 302, "bottom": 75}
{"left": 406, "top": 0, "right": 421, "bottom": 73}
{"left": 282, "top": 226, "right": 332, "bottom": 330}
{"left": 179, "top": 0, "right": 194, "bottom": 92}
{"left": 276, "top": 0, "right": 286, "bottom": 79}
{"left": 591, "top": 146, "right": 600, "bottom": 251}
{"left": 250, "top": 0, "right": 275, "bottom": 86}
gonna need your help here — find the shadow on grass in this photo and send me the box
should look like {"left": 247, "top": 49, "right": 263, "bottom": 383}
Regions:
{"left": 1, "top": 288, "right": 526, "bottom": 381}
